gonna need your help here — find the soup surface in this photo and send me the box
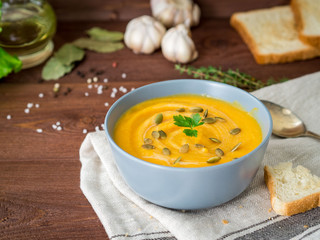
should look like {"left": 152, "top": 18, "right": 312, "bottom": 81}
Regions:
{"left": 113, "top": 94, "right": 262, "bottom": 168}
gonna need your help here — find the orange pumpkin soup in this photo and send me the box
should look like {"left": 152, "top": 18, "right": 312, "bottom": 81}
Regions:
{"left": 113, "top": 94, "right": 262, "bottom": 168}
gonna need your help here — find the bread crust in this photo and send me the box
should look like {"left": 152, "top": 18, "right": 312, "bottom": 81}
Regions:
{"left": 291, "top": 0, "right": 320, "bottom": 48}
{"left": 230, "top": 7, "right": 320, "bottom": 64}
{"left": 264, "top": 165, "right": 320, "bottom": 216}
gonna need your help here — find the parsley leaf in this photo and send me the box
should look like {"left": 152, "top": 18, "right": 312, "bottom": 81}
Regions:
{"left": 183, "top": 129, "right": 198, "bottom": 137}
{"left": 173, "top": 113, "right": 204, "bottom": 137}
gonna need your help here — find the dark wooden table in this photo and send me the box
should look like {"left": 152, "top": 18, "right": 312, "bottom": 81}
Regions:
{"left": 1, "top": 0, "right": 319, "bottom": 239}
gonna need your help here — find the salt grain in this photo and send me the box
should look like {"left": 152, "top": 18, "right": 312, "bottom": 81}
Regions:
{"left": 88, "top": 84, "right": 93, "bottom": 89}
{"left": 52, "top": 124, "right": 57, "bottom": 129}
{"left": 24, "top": 108, "right": 30, "bottom": 114}
{"left": 94, "top": 84, "right": 98, "bottom": 88}
{"left": 27, "top": 103, "right": 33, "bottom": 108}
{"left": 104, "top": 102, "right": 109, "bottom": 107}
{"left": 38, "top": 93, "right": 44, "bottom": 98}
{"left": 57, "top": 126, "right": 62, "bottom": 131}
{"left": 97, "top": 85, "right": 103, "bottom": 95}
{"left": 93, "top": 76, "right": 98, "bottom": 82}
{"left": 7, "top": 115, "right": 11, "bottom": 120}
{"left": 119, "top": 86, "right": 127, "bottom": 93}
{"left": 84, "top": 92, "right": 89, "bottom": 97}
{"left": 56, "top": 121, "right": 61, "bottom": 126}
{"left": 87, "top": 78, "right": 92, "bottom": 84}
{"left": 131, "top": 88, "right": 135, "bottom": 91}
{"left": 101, "top": 124, "right": 105, "bottom": 129}
{"left": 121, "top": 73, "right": 127, "bottom": 79}
{"left": 83, "top": 129, "right": 88, "bottom": 134}
{"left": 95, "top": 126, "right": 100, "bottom": 131}
{"left": 35, "top": 104, "right": 40, "bottom": 108}
{"left": 36, "top": 129, "right": 43, "bottom": 133}
{"left": 112, "top": 87, "right": 118, "bottom": 93}
{"left": 103, "top": 78, "right": 108, "bottom": 83}
{"left": 110, "top": 92, "right": 116, "bottom": 98}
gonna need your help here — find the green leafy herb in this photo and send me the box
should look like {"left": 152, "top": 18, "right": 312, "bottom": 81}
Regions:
{"left": 173, "top": 113, "right": 204, "bottom": 137}
{"left": 73, "top": 38, "right": 124, "bottom": 53}
{"left": 175, "top": 64, "right": 286, "bottom": 91}
{"left": 42, "top": 57, "right": 74, "bottom": 80}
{"left": 41, "top": 27, "right": 124, "bottom": 80}
{"left": 54, "top": 43, "right": 85, "bottom": 65}
{"left": 86, "top": 27, "right": 124, "bottom": 42}
{"left": 0, "top": 48, "right": 22, "bottom": 79}
{"left": 42, "top": 44, "right": 84, "bottom": 80}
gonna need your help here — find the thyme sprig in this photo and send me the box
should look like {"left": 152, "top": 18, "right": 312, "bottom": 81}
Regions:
{"left": 175, "top": 64, "right": 272, "bottom": 91}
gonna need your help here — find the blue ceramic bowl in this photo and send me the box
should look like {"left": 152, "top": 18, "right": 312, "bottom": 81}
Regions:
{"left": 104, "top": 79, "right": 272, "bottom": 210}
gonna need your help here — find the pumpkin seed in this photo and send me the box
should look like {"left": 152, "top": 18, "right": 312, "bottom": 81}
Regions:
{"left": 152, "top": 131, "right": 160, "bottom": 139}
{"left": 162, "top": 147, "right": 171, "bottom": 156}
{"left": 195, "top": 144, "right": 205, "bottom": 148}
{"left": 230, "top": 128, "right": 241, "bottom": 135}
{"left": 190, "top": 107, "right": 203, "bottom": 113}
{"left": 142, "top": 144, "right": 155, "bottom": 149}
{"left": 158, "top": 130, "right": 167, "bottom": 139}
{"left": 209, "top": 137, "right": 221, "bottom": 143}
{"left": 231, "top": 142, "right": 241, "bottom": 152}
{"left": 176, "top": 108, "right": 185, "bottom": 112}
{"left": 174, "top": 156, "right": 182, "bottom": 164}
{"left": 154, "top": 113, "right": 163, "bottom": 125}
{"left": 202, "top": 117, "right": 216, "bottom": 124}
{"left": 215, "top": 117, "right": 225, "bottom": 122}
{"left": 215, "top": 148, "right": 224, "bottom": 157}
{"left": 144, "top": 138, "right": 153, "bottom": 144}
{"left": 180, "top": 144, "right": 189, "bottom": 153}
{"left": 207, "top": 156, "right": 221, "bottom": 163}
{"left": 203, "top": 109, "right": 208, "bottom": 118}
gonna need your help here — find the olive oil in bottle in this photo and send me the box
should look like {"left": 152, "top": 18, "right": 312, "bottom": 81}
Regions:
{"left": 0, "top": 0, "right": 56, "bottom": 68}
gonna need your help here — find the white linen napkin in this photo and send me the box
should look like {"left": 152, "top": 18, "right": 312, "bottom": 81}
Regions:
{"left": 80, "top": 71, "right": 320, "bottom": 240}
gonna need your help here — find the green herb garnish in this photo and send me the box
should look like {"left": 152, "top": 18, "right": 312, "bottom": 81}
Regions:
{"left": 0, "top": 48, "right": 22, "bottom": 79}
{"left": 41, "top": 44, "right": 85, "bottom": 80}
{"left": 173, "top": 113, "right": 204, "bottom": 137}
{"left": 41, "top": 27, "right": 124, "bottom": 81}
{"left": 175, "top": 64, "right": 287, "bottom": 91}
{"left": 86, "top": 27, "right": 124, "bottom": 42}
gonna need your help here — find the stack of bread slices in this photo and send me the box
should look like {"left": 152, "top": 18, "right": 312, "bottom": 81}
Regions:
{"left": 230, "top": 0, "right": 320, "bottom": 64}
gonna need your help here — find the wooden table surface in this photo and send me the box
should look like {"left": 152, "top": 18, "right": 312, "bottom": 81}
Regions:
{"left": 1, "top": 0, "right": 320, "bottom": 239}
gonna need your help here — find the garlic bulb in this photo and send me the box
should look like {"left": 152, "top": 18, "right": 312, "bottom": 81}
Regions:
{"left": 124, "top": 15, "right": 166, "bottom": 54}
{"left": 150, "top": 0, "right": 201, "bottom": 28}
{"left": 161, "top": 24, "right": 198, "bottom": 63}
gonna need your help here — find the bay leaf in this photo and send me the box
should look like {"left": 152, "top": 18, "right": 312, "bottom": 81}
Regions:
{"left": 86, "top": 27, "right": 124, "bottom": 42}
{"left": 54, "top": 43, "right": 85, "bottom": 65}
{"left": 42, "top": 57, "right": 74, "bottom": 81}
{"left": 73, "top": 38, "right": 124, "bottom": 53}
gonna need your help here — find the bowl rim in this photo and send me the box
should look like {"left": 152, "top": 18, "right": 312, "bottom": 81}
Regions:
{"left": 104, "top": 79, "right": 272, "bottom": 173}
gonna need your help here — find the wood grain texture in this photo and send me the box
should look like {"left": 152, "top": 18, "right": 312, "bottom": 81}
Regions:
{"left": 1, "top": 0, "right": 320, "bottom": 239}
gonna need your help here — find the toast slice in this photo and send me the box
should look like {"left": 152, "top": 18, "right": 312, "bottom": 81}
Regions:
{"left": 230, "top": 6, "right": 320, "bottom": 64}
{"left": 291, "top": 0, "right": 320, "bottom": 47}
{"left": 264, "top": 162, "right": 320, "bottom": 216}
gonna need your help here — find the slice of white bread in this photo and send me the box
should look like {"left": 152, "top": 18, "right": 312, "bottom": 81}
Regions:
{"left": 230, "top": 6, "right": 320, "bottom": 64}
{"left": 291, "top": 0, "right": 320, "bottom": 48}
{"left": 264, "top": 162, "right": 320, "bottom": 216}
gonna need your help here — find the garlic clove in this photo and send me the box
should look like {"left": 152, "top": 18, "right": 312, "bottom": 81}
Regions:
{"left": 150, "top": 0, "right": 201, "bottom": 28}
{"left": 176, "top": 33, "right": 194, "bottom": 63}
{"left": 192, "top": 4, "right": 201, "bottom": 26}
{"left": 125, "top": 28, "right": 145, "bottom": 54}
{"left": 161, "top": 24, "right": 198, "bottom": 63}
{"left": 124, "top": 15, "right": 166, "bottom": 54}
